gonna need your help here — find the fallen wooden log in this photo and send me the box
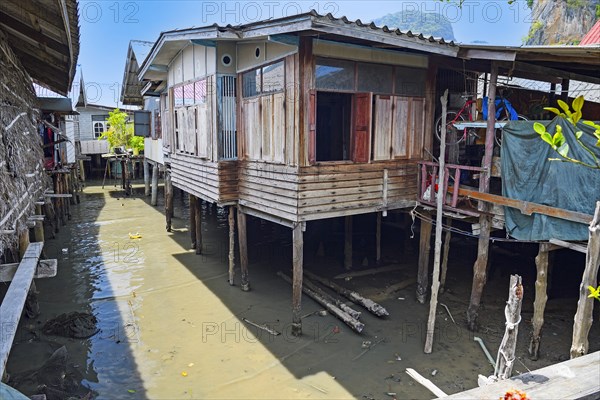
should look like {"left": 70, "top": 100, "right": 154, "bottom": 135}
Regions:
{"left": 304, "top": 270, "right": 389, "bottom": 317}
{"left": 333, "top": 264, "right": 404, "bottom": 280}
{"left": 406, "top": 368, "right": 447, "bottom": 398}
{"left": 277, "top": 271, "right": 364, "bottom": 333}
{"left": 302, "top": 275, "right": 361, "bottom": 320}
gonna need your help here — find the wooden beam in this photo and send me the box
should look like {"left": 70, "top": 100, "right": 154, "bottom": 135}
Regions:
{"left": 529, "top": 242, "right": 551, "bottom": 361}
{"left": 0, "top": 11, "right": 69, "bottom": 54}
{"left": 416, "top": 212, "right": 432, "bottom": 304}
{"left": 228, "top": 206, "right": 235, "bottom": 286}
{"left": 189, "top": 194, "right": 197, "bottom": 249}
{"left": 150, "top": 164, "right": 158, "bottom": 206}
{"left": 237, "top": 209, "right": 250, "bottom": 292}
{"left": 194, "top": 196, "right": 202, "bottom": 254}
{"left": 0, "top": 242, "right": 44, "bottom": 378}
{"left": 549, "top": 239, "right": 587, "bottom": 254}
{"left": 453, "top": 187, "right": 593, "bottom": 225}
{"left": 0, "top": 259, "right": 58, "bottom": 282}
{"left": 439, "top": 351, "right": 600, "bottom": 399}
{"left": 505, "top": 61, "right": 600, "bottom": 85}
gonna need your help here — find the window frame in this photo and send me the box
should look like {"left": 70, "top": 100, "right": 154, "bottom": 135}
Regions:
{"left": 241, "top": 59, "right": 286, "bottom": 99}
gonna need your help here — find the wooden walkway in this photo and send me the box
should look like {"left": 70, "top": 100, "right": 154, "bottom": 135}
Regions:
{"left": 439, "top": 351, "right": 600, "bottom": 399}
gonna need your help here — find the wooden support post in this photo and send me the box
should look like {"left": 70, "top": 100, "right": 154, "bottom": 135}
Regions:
{"left": 467, "top": 61, "right": 498, "bottom": 330}
{"left": 529, "top": 242, "right": 551, "bottom": 360}
{"left": 120, "top": 159, "right": 127, "bottom": 192}
{"left": 494, "top": 275, "right": 524, "bottom": 380}
{"left": 237, "top": 209, "right": 250, "bottom": 292}
{"left": 376, "top": 213, "right": 382, "bottom": 265}
{"left": 189, "top": 194, "right": 197, "bottom": 249}
{"left": 228, "top": 206, "right": 235, "bottom": 285}
{"left": 194, "top": 197, "right": 202, "bottom": 254}
{"left": 18, "top": 229, "right": 30, "bottom": 260}
{"left": 425, "top": 90, "right": 449, "bottom": 354}
{"left": 440, "top": 218, "right": 452, "bottom": 292}
{"left": 344, "top": 215, "right": 353, "bottom": 270}
{"left": 150, "top": 164, "right": 158, "bottom": 206}
{"left": 78, "top": 159, "right": 86, "bottom": 182}
{"left": 560, "top": 78, "right": 570, "bottom": 102}
{"left": 144, "top": 160, "right": 150, "bottom": 196}
{"left": 570, "top": 202, "right": 600, "bottom": 359}
{"left": 165, "top": 173, "right": 173, "bottom": 232}
{"left": 34, "top": 204, "right": 44, "bottom": 243}
{"left": 416, "top": 213, "right": 432, "bottom": 304}
{"left": 292, "top": 222, "right": 304, "bottom": 336}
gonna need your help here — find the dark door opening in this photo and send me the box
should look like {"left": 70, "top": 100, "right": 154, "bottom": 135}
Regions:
{"left": 316, "top": 91, "right": 352, "bottom": 161}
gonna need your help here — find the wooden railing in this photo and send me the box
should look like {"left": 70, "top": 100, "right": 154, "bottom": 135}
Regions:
{"left": 417, "top": 161, "right": 485, "bottom": 217}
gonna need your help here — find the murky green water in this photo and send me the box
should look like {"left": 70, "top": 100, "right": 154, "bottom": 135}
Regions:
{"left": 5, "top": 182, "right": 595, "bottom": 399}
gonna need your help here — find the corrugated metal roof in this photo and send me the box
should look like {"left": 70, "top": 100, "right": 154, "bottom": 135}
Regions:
{"left": 130, "top": 40, "right": 154, "bottom": 66}
{"left": 580, "top": 20, "right": 600, "bottom": 46}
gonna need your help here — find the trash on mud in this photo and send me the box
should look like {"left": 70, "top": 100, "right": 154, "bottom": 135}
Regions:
{"left": 42, "top": 312, "right": 99, "bottom": 339}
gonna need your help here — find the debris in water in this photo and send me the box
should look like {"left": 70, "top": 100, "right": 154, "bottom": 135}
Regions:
{"left": 386, "top": 393, "right": 397, "bottom": 397}
{"left": 395, "top": 353, "right": 402, "bottom": 361}
{"left": 318, "top": 310, "right": 328, "bottom": 317}
{"left": 431, "top": 369, "right": 438, "bottom": 376}
{"left": 43, "top": 312, "right": 98, "bottom": 338}
{"left": 127, "top": 389, "right": 136, "bottom": 393}
{"left": 129, "top": 232, "right": 142, "bottom": 239}
{"left": 181, "top": 371, "right": 188, "bottom": 377}
{"left": 61, "top": 248, "right": 68, "bottom": 254}
{"left": 361, "top": 341, "right": 372, "bottom": 349}
{"left": 333, "top": 326, "right": 341, "bottom": 334}
{"left": 397, "top": 297, "right": 405, "bottom": 300}
{"left": 188, "top": 363, "right": 194, "bottom": 367}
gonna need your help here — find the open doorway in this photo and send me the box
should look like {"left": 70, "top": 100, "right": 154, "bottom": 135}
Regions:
{"left": 316, "top": 91, "right": 352, "bottom": 161}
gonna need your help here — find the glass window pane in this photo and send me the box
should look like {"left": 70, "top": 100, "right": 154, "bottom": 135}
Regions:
{"left": 242, "top": 69, "right": 261, "bottom": 97}
{"left": 262, "top": 61, "right": 284, "bottom": 93}
{"left": 394, "top": 67, "right": 426, "bottom": 97}
{"left": 194, "top": 79, "right": 206, "bottom": 104}
{"left": 174, "top": 86, "right": 184, "bottom": 107}
{"left": 316, "top": 58, "right": 354, "bottom": 91}
{"left": 357, "top": 63, "right": 393, "bottom": 94}
{"left": 183, "top": 82, "right": 195, "bottom": 106}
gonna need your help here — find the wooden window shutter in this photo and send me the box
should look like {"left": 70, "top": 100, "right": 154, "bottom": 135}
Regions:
{"left": 308, "top": 89, "right": 317, "bottom": 164}
{"left": 352, "top": 92, "right": 372, "bottom": 163}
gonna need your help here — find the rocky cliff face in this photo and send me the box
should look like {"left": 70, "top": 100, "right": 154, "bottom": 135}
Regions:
{"left": 525, "top": 0, "right": 600, "bottom": 45}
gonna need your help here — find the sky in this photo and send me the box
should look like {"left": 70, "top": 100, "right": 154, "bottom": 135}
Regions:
{"left": 76, "top": 0, "right": 533, "bottom": 106}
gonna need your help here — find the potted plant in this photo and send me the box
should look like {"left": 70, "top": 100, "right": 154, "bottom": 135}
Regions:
{"left": 98, "top": 108, "right": 133, "bottom": 152}
{"left": 129, "top": 136, "right": 144, "bottom": 156}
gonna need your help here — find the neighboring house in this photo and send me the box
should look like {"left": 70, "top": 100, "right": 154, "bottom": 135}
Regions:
{"left": 76, "top": 103, "right": 113, "bottom": 155}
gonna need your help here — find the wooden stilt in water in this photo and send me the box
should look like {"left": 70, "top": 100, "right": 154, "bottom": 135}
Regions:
{"left": 150, "top": 163, "right": 158, "bottom": 206}
{"left": 237, "top": 209, "right": 250, "bottom": 291}
{"left": 144, "top": 159, "right": 150, "bottom": 196}
{"left": 440, "top": 218, "right": 452, "bottom": 292}
{"left": 228, "top": 206, "right": 235, "bottom": 285}
{"left": 416, "top": 213, "right": 432, "bottom": 304}
{"left": 189, "top": 194, "right": 197, "bottom": 249}
{"left": 165, "top": 173, "right": 173, "bottom": 232}
{"left": 34, "top": 204, "right": 45, "bottom": 243}
{"left": 467, "top": 215, "right": 491, "bottom": 330}
{"left": 78, "top": 159, "right": 86, "bottom": 182}
{"left": 18, "top": 229, "right": 30, "bottom": 260}
{"left": 344, "top": 215, "right": 353, "bottom": 270}
{"left": 529, "top": 242, "right": 551, "bottom": 360}
{"left": 468, "top": 61, "right": 498, "bottom": 331}
{"left": 376, "top": 213, "right": 382, "bottom": 265}
{"left": 570, "top": 201, "right": 600, "bottom": 359}
{"left": 292, "top": 222, "right": 304, "bottom": 336}
{"left": 195, "top": 197, "right": 202, "bottom": 254}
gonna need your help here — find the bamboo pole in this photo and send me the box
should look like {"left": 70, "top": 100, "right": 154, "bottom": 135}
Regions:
{"left": 228, "top": 206, "right": 235, "bottom": 286}
{"left": 416, "top": 213, "right": 432, "bottom": 304}
{"left": 237, "top": 209, "right": 250, "bottom": 292}
{"left": 304, "top": 270, "right": 389, "bottom": 317}
{"left": 291, "top": 223, "right": 304, "bottom": 336}
{"left": 529, "top": 242, "right": 550, "bottom": 360}
{"left": 570, "top": 201, "right": 600, "bottom": 359}
{"left": 424, "top": 89, "right": 448, "bottom": 354}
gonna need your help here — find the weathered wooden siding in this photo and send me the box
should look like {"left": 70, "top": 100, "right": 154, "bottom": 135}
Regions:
{"left": 237, "top": 160, "right": 418, "bottom": 222}
{"left": 170, "top": 153, "right": 237, "bottom": 204}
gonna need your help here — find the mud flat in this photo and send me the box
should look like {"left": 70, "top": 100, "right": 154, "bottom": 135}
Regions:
{"left": 3, "top": 182, "right": 598, "bottom": 399}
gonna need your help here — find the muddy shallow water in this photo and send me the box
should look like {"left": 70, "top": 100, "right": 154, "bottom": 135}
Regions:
{"left": 4, "top": 182, "right": 598, "bottom": 399}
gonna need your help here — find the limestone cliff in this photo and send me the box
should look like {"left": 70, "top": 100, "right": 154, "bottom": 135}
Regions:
{"left": 525, "top": 0, "right": 600, "bottom": 45}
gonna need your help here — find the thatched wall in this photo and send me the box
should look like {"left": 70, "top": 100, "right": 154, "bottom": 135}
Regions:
{"left": 0, "top": 31, "right": 49, "bottom": 258}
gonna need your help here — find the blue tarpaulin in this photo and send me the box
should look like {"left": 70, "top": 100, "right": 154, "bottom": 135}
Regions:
{"left": 501, "top": 117, "right": 600, "bottom": 241}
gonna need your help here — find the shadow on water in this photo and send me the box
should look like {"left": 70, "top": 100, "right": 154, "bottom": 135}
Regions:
{"left": 3, "top": 183, "right": 148, "bottom": 399}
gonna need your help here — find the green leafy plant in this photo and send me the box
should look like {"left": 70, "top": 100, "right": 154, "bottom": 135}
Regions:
{"left": 129, "top": 136, "right": 144, "bottom": 152}
{"left": 534, "top": 96, "right": 600, "bottom": 169}
{"left": 98, "top": 109, "right": 133, "bottom": 151}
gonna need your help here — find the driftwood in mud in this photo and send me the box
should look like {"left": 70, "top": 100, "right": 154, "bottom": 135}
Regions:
{"left": 495, "top": 275, "right": 524, "bottom": 380}
{"left": 529, "top": 243, "right": 551, "bottom": 360}
{"left": 302, "top": 275, "right": 361, "bottom": 320}
{"left": 242, "top": 318, "right": 280, "bottom": 336}
{"left": 333, "top": 264, "right": 405, "bottom": 280}
{"left": 304, "top": 270, "right": 389, "bottom": 317}
{"left": 42, "top": 312, "right": 98, "bottom": 339}
{"left": 277, "top": 271, "right": 364, "bottom": 333}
